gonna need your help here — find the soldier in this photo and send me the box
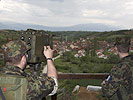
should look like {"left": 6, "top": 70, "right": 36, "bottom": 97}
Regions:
{"left": 0, "top": 40, "right": 58, "bottom": 100}
{"left": 101, "top": 37, "right": 133, "bottom": 100}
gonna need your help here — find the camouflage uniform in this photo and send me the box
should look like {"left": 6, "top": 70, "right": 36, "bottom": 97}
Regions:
{"left": 0, "top": 40, "right": 55, "bottom": 100}
{"left": 102, "top": 37, "right": 133, "bottom": 100}
{"left": 1, "top": 40, "right": 30, "bottom": 59}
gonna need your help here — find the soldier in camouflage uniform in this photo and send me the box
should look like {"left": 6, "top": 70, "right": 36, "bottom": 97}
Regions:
{"left": 101, "top": 37, "right": 133, "bottom": 100}
{"left": 0, "top": 40, "right": 58, "bottom": 100}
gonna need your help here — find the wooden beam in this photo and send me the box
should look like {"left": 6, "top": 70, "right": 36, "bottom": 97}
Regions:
{"left": 42, "top": 73, "right": 109, "bottom": 80}
{"left": 57, "top": 73, "right": 109, "bottom": 79}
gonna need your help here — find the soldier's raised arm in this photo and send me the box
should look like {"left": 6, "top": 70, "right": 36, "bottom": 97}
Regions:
{"left": 43, "top": 46, "right": 58, "bottom": 96}
{"left": 43, "top": 46, "right": 57, "bottom": 79}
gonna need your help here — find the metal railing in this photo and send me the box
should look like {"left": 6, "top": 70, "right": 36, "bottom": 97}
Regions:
{"left": 42, "top": 73, "right": 109, "bottom": 100}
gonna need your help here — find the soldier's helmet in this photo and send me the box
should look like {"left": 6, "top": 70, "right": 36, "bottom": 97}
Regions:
{"left": 115, "top": 36, "right": 131, "bottom": 46}
{"left": 1, "top": 40, "right": 31, "bottom": 59}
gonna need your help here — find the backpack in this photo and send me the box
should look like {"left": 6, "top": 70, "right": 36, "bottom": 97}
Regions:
{"left": 0, "top": 73, "right": 28, "bottom": 100}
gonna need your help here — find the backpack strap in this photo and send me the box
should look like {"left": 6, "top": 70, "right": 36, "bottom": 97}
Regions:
{"left": 116, "top": 89, "right": 123, "bottom": 100}
{"left": 0, "top": 87, "right": 6, "bottom": 100}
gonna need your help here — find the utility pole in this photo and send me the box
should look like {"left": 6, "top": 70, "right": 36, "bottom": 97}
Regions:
{"left": 65, "top": 35, "right": 67, "bottom": 42}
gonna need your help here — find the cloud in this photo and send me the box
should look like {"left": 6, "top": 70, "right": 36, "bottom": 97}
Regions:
{"left": 0, "top": 0, "right": 133, "bottom": 28}
{"left": 49, "top": 0, "right": 64, "bottom": 2}
{"left": 82, "top": 10, "right": 108, "bottom": 17}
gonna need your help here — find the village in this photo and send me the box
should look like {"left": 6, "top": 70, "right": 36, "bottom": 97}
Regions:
{"left": 0, "top": 34, "right": 133, "bottom": 61}
{"left": 53, "top": 36, "right": 133, "bottom": 59}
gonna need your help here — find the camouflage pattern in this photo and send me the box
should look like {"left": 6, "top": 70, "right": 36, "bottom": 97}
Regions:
{"left": 0, "top": 65, "right": 55, "bottom": 100}
{"left": 115, "top": 36, "right": 131, "bottom": 46}
{"left": 102, "top": 55, "right": 133, "bottom": 100}
{"left": 1, "top": 40, "right": 30, "bottom": 58}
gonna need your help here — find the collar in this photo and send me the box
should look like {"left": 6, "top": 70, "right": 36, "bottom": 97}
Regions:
{"left": 2, "top": 65, "right": 26, "bottom": 76}
{"left": 120, "top": 55, "right": 133, "bottom": 62}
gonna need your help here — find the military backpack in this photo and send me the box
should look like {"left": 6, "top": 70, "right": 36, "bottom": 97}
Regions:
{"left": 0, "top": 73, "right": 28, "bottom": 100}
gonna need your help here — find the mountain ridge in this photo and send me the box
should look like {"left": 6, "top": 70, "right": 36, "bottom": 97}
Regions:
{"left": 0, "top": 22, "right": 121, "bottom": 31}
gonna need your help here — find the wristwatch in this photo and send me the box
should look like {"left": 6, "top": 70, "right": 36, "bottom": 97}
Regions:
{"left": 46, "top": 58, "right": 53, "bottom": 61}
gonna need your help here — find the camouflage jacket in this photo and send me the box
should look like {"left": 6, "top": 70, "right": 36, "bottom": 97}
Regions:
{"left": 102, "top": 55, "right": 133, "bottom": 100}
{"left": 0, "top": 65, "right": 55, "bottom": 100}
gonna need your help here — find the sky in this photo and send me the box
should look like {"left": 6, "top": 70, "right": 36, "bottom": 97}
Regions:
{"left": 0, "top": 0, "right": 133, "bottom": 29}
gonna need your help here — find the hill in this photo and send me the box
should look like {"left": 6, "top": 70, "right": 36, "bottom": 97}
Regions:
{"left": 0, "top": 22, "right": 121, "bottom": 31}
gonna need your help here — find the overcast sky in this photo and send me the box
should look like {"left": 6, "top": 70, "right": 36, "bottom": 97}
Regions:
{"left": 0, "top": 0, "right": 133, "bottom": 28}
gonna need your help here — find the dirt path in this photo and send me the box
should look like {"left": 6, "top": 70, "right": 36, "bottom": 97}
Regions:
{"left": 73, "top": 87, "right": 100, "bottom": 100}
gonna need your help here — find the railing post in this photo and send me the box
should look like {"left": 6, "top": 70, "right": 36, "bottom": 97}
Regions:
{"left": 42, "top": 94, "right": 57, "bottom": 100}
{"left": 51, "top": 93, "right": 57, "bottom": 100}
{"left": 42, "top": 97, "right": 46, "bottom": 100}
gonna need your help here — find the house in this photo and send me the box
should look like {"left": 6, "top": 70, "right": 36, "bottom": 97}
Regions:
{"left": 97, "top": 40, "right": 109, "bottom": 49}
{"left": 97, "top": 53, "right": 104, "bottom": 58}
{"left": 130, "top": 47, "right": 133, "bottom": 52}
{"left": 96, "top": 51, "right": 102, "bottom": 55}
{"left": 0, "top": 49, "right": 4, "bottom": 59}
{"left": 108, "top": 47, "right": 115, "bottom": 52}
{"left": 103, "top": 55, "right": 108, "bottom": 59}
{"left": 108, "top": 47, "right": 117, "bottom": 55}
{"left": 96, "top": 49, "right": 104, "bottom": 53}
{"left": 74, "top": 52, "right": 85, "bottom": 58}
{"left": 74, "top": 54, "right": 79, "bottom": 58}
{"left": 96, "top": 49, "right": 104, "bottom": 55}
{"left": 70, "top": 44, "right": 75, "bottom": 49}
{"left": 96, "top": 49, "right": 108, "bottom": 59}
{"left": 78, "top": 49, "right": 85, "bottom": 53}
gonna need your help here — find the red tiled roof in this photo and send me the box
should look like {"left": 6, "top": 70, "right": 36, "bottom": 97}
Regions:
{"left": 98, "top": 53, "right": 103, "bottom": 56}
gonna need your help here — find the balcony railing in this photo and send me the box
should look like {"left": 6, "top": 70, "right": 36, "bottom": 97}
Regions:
{"left": 42, "top": 73, "right": 109, "bottom": 100}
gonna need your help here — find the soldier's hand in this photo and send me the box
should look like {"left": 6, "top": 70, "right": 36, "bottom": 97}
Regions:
{"left": 101, "top": 80, "right": 107, "bottom": 85}
{"left": 43, "top": 46, "right": 53, "bottom": 59}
